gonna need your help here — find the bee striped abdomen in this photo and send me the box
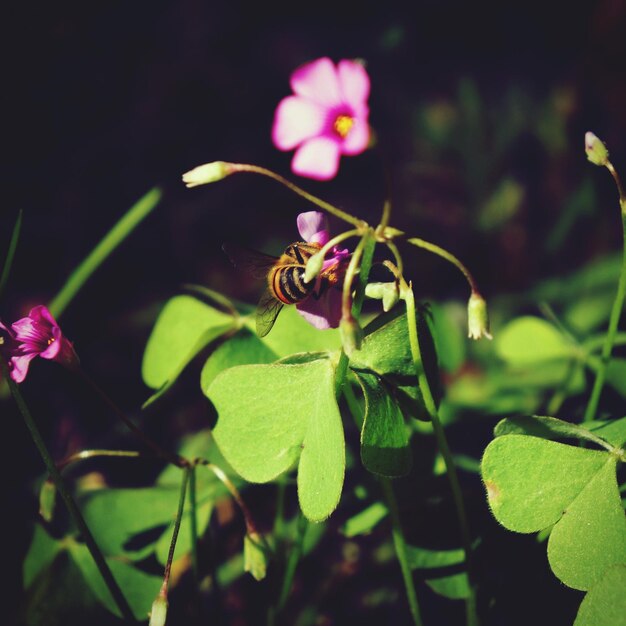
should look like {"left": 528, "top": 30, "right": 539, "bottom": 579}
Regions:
{"left": 270, "top": 265, "right": 313, "bottom": 304}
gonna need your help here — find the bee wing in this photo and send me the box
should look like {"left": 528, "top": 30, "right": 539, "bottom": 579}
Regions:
{"left": 222, "top": 242, "right": 277, "bottom": 279}
{"left": 256, "top": 289, "right": 284, "bottom": 337}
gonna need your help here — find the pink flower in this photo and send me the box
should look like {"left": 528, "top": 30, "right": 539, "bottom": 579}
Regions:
{"left": 296, "top": 211, "right": 349, "bottom": 329}
{"left": 0, "top": 305, "right": 79, "bottom": 383}
{"left": 272, "top": 57, "right": 371, "bottom": 181}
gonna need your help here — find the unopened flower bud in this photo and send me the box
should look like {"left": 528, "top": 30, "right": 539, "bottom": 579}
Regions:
{"left": 365, "top": 281, "right": 400, "bottom": 312}
{"left": 244, "top": 532, "right": 268, "bottom": 581}
{"left": 304, "top": 251, "right": 325, "bottom": 283}
{"left": 149, "top": 590, "right": 168, "bottom": 626}
{"left": 182, "top": 161, "right": 233, "bottom": 188}
{"left": 340, "top": 315, "right": 363, "bottom": 355}
{"left": 585, "top": 132, "right": 609, "bottom": 167}
{"left": 39, "top": 479, "right": 56, "bottom": 523}
{"left": 467, "top": 292, "right": 492, "bottom": 340}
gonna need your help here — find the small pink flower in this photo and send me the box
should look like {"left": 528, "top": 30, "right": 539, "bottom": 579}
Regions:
{"left": 296, "top": 211, "right": 349, "bottom": 329}
{"left": 272, "top": 57, "right": 371, "bottom": 181}
{"left": 0, "top": 305, "right": 79, "bottom": 383}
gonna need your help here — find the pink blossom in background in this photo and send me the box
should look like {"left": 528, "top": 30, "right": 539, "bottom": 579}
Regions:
{"left": 295, "top": 211, "right": 349, "bottom": 329}
{"left": 272, "top": 57, "right": 370, "bottom": 180}
{"left": 0, "top": 305, "right": 79, "bottom": 382}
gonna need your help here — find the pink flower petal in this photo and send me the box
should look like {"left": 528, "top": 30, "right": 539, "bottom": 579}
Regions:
{"left": 10, "top": 353, "right": 36, "bottom": 383}
{"left": 322, "top": 246, "right": 350, "bottom": 272}
{"left": 30, "top": 305, "right": 57, "bottom": 326}
{"left": 340, "top": 118, "right": 370, "bottom": 155}
{"left": 292, "top": 137, "right": 341, "bottom": 181}
{"left": 272, "top": 96, "right": 327, "bottom": 151}
{"left": 296, "top": 287, "right": 342, "bottom": 329}
{"left": 297, "top": 211, "right": 329, "bottom": 245}
{"left": 290, "top": 57, "right": 342, "bottom": 107}
{"left": 337, "top": 60, "right": 370, "bottom": 109}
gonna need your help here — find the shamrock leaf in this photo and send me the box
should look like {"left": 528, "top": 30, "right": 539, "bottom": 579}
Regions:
{"left": 481, "top": 434, "right": 626, "bottom": 590}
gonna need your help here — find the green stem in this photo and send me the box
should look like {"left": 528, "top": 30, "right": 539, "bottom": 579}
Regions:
{"left": 342, "top": 235, "right": 368, "bottom": 319}
{"left": 199, "top": 462, "right": 259, "bottom": 535}
{"left": 0, "top": 209, "right": 22, "bottom": 302}
{"left": 407, "top": 237, "right": 478, "bottom": 293}
{"left": 276, "top": 513, "right": 308, "bottom": 612}
{"left": 402, "top": 282, "right": 479, "bottom": 626}
{"left": 48, "top": 187, "right": 162, "bottom": 318}
{"left": 78, "top": 368, "right": 186, "bottom": 468}
{"left": 162, "top": 467, "right": 191, "bottom": 591}
{"left": 273, "top": 478, "right": 287, "bottom": 546}
{"left": 385, "top": 241, "right": 404, "bottom": 278}
{"left": 583, "top": 332, "right": 626, "bottom": 354}
{"left": 342, "top": 385, "right": 423, "bottom": 626}
{"left": 57, "top": 448, "right": 143, "bottom": 472}
{"left": 380, "top": 198, "right": 392, "bottom": 230}
{"left": 334, "top": 232, "right": 376, "bottom": 396}
{"left": 584, "top": 212, "right": 626, "bottom": 422}
{"left": 229, "top": 164, "right": 364, "bottom": 228}
{"left": 2, "top": 359, "right": 135, "bottom": 622}
{"left": 342, "top": 234, "right": 424, "bottom": 625}
{"left": 189, "top": 464, "right": 199, "bottom": 584}
{"left": 379, "top": 478, "right": 423, "bottom": 626}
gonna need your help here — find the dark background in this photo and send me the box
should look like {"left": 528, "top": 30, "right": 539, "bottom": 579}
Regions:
{"left": 3, "top": 1, "right": 626, "bottom": 624}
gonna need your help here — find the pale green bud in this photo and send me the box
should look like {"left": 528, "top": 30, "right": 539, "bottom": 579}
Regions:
{"left": 39, "top": 480, "right": 56, "bottom": 523}
{"left": 149, "top": 591, "right": 168, "bottom": 626}
{"left": 244, "top": 532, "right": 268, "bottom": 581}
{"left": 467, "top": 292, "right": 492, "bottom": 340}
{"left": 304, "top": 251, "right": 325, "bottom": 283}
{"left": 340, "top": 315, "right": 363, "bottom": 355}
{"left": 365, "top": 281, "right": 400, "bottom": 312}
{"left": 585, "top": 132, "right": 609, "bottom": 167}
{"left": 182, "top": 161, "right": 232, "bottom": 187}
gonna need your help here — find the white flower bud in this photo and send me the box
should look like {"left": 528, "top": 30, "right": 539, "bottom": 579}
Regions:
{"left": 467, "top": 292, "right": 492, "bottom": 340}
{"left": 182, "top": 161, "right": 232, "bottom": 187}
{"left": 585, "top": 132, "right": 609, "bottom": 167}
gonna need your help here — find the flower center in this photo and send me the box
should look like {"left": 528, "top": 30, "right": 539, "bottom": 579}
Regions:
{"left": 333, "top": 114, "right": 354, "bottom": 138}
{"left": 47, "top": 337, "right": 55, "bottom": 346}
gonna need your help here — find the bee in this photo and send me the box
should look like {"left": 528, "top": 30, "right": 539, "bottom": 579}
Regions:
{"left": 223, "top": 241, "right": 338, "bottom": 337}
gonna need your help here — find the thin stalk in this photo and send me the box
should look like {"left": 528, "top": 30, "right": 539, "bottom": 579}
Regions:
{"left": 276, "top": 513, "right": 308, "bottom": 612}
{"left": 606, "top": 161, "right": 626, "bottom": 205}
{"left": 318, "top": 229, "right": 361, "bottom": 258}
{"left": 229, "top": 164, "right": 364, "bottom": 228}
{"left": 380, "top": 198, "right": 392, "bottom": 230}
{"left": 583, "top": 332, "right": 626, "bottom": 354}
{"left": 273, "top": 478, "right": 287, "bottom": 547}
{"left": 407, "top": 237, "right": 478, "bottom": 293}
{"left": 352, "top": 231, "right": 376, "bottom": 315}
{"left": 342, "top": 234, "right": 423, "bottom": 625}
{"left": 2, "top": 359, "right": 134, "bottom": 622}
{"left": 402, "top": 281, "right": 478, "bottom": 626}
{"left": 584, "top": 183, "right": 626, "bottom": 421}
{"left": 48, "top": 187, "right": 162, "bottom": 318}
{"left": 57, "top": 448, "right": 143, "bottom": 472}
{"left": 342, "top": 235, "right": 368, "bottom": 319}
{"left": 334, "top": 233, "right": 376, "bottom": 396}
{"left": 188, "top": 464, "right": 199, "bottom": 584}
{"left": 0, "top": 209, "right": 22, "bottom": 301}
{"left": 342, "top": 385, "right": 423, "bottom": 626}
{"left": 163, "top": 467, "right": 190, "bottom": 586}
{"left": 379, "top": 478, "right": 423, "bottom": 626}
{"left": 385, "top": 241, "right": 404, "bottom": 278}
{"left": 78, "top": 368, "right": 186, "bottom": 468}
{"left": 199, "top": 461, "right": 264, "bottom": 541}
